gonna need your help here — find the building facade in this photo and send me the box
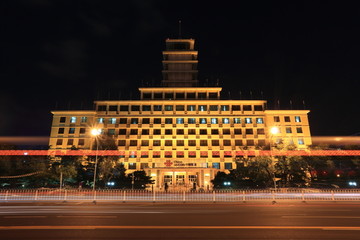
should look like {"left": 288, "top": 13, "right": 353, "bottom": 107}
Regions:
{"left": 49, "top": 38, "right": 312, "bottom": 190}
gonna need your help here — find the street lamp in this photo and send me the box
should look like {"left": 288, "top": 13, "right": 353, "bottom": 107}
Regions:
{"left": 91, "top": 128, "right": 101, "bottom": 191}
{"left": 269, "top": 126, "right": 280, "bottom": 190}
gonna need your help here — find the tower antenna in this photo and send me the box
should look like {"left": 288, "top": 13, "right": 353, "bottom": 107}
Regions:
{"left": 178, "top": 20, "right": 182, "bottom": 38}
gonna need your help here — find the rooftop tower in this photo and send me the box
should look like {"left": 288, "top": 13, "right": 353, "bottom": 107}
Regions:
{"left": 161, "top": 39, "right": 198, "bottom": 87}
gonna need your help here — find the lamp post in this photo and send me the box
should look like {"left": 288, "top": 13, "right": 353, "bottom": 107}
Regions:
{"left": 269, "top": 126, "right": 280, "bottom": 190}
{"left": 91, "top": 128, "right": 101, "bottom": 191}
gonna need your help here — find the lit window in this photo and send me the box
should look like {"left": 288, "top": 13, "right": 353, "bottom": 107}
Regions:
{"left": 130, "top": 118, "right": 138, "bottom": 124}
{"left": 200, "top": 118, "right": 207, "bottom": 124}
{"left": 69, "top": 128, "right": 75, "bottom": 134}
{"left": 81, "top": 117, "right": 87, "bottom": 123}
{"left": 128, "top": 163, "right": 136, "bottom": 169}
{"left": 286, "top": 127, "right": 292, "bottom": 133}
{"left": 187, "top": 105, "right": 196, "bottom": 111}
{"left": 221, "top": 105, "right": 229, "bottom": 111}
{"left": 245, "top": 118, "right": 252, "bottom": 124}
{"left": 154, "top": 105, "right": 162, "bottom": 111}
{"left": 108, "top": 118, "right": 116, "bottom": 124}
{"left": 97, "top": 118, "right": 104, "bottom": 123}
{"left": 298, "top": 138, "right": 304, "bottom": 145}
{"left": 176, "top": 118, "right": 184, "bottom": 124}
{"left": 234, "top": 118, "right": 241, "bottom": 124}
{"left": 256, "top": 118, "right": 264, "bottom": 124}
{"left": 222, "top": 118, "right": 230, "bottom": 124}
{"left": 188, "top": 118, "right": 196, "bottom": 124}
{"left": 295, "top": 116, "right": 301, "bottom": 122}
{"left": 211, "top": 118, "right": 218, "bottom": 124}
{"left": 70, "top": 117, "right": 77, "bottom": 123}
{"left": 212, "top": 163, "right": 220, "bottom": 169}
{"left": 199, "top": 105, "right": 207, "bottom": 111}
{"left": 165, "top": 105, "right": 173, "bottom": 111}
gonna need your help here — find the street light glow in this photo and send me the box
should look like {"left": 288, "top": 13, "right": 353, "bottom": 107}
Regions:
{"left": 91, "top": 128, "right": 101, "bottom": 136}
{"left": 270, "top": 127, "right": 280, "bottom": 135}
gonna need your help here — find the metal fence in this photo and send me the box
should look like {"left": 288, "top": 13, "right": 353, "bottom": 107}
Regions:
{"left": 1, "top": 189, "right": 360, "bottom": 203}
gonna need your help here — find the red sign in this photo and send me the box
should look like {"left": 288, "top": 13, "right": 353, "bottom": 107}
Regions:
{"left": 164, "top": 160, "right": 173, "bottom": 167}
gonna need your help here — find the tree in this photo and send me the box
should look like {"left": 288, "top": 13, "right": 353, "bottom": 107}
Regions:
{"left": 211, "top": 171, "right": 233, "bottom": 189}
{"left": 127, "top": 171, "right": 154, "bottom": 189}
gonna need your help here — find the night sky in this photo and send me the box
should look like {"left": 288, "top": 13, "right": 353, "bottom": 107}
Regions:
{"left": 1, "top": 1, "right": 359, "bottom": 138}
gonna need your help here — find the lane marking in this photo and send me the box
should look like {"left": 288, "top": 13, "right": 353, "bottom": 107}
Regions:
{"left": 0, "top": 226, "right": 360, "bottom": 230}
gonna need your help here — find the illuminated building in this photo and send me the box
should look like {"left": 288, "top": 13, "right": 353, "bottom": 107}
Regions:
{"left": 49, "top": 38, "right": 312, "bottom": 190}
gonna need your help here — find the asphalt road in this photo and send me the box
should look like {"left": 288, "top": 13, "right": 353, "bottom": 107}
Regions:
{"left": 1, "top": 202, "right": 360, "bottom": 239}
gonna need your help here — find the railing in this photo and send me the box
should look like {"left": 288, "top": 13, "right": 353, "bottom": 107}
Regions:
{"left": 1, "top": 189, "right": 360, "bottom": 203}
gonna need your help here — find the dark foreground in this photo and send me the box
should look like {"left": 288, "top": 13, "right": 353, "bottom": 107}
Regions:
{"left": 1, "top": 202, "right": 360, "bottom": 239}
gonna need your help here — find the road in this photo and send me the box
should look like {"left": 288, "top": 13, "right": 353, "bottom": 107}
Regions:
{"left": 1, "top": 202, "right": 360, "bottom": 239}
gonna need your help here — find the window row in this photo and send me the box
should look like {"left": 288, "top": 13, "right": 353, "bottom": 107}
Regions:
{"left": 125, "top": 162, "right": 232, "bottom": 170}
{"left": 274, "top": 116, "right": 301, "bottom": 123}
{"left": 141, "top": 92, "right": 219, "bottom": 100}
{"left": 117, "top": 139, "right": 266, "bottom": 147}
{"left": 97, "top": 104, "right": 264, "bottom": 112}
{"left": 110, "top": 128, "right": 265, "bottom": 136}
{"left": 96, "top": 117, "right": 264, "bottom": 125}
